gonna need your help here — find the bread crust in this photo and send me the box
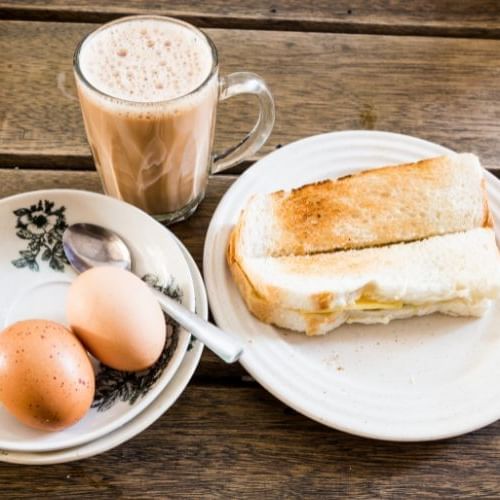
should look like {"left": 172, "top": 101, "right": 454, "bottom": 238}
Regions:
{"left": 227, "top": 229, "right": 279, "bottom": 325}
{"left": 228, "top": 228, "right": 346, "bottom": 334}
{"left": 481, "top": 177, "right": 495, "bottom": 229}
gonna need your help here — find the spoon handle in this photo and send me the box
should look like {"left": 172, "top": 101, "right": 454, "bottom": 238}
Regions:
{"left": 153, "top": 290, "right": 244, "bottom": 364}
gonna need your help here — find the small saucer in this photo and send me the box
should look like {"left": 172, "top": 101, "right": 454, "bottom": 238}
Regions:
{"left": 0, "top": 234, "right": 205, "bottom": 464}
{"left": 0, "top": 190, "right": 195, "bottom": 452}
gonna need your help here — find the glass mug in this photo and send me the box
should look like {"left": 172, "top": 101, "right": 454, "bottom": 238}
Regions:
{"left": 73, "top": 15, "right": 274, "bottom": 224}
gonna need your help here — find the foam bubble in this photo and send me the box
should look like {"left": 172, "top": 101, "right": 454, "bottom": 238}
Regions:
{"left": 79, "top": 19, "right": 213, "bottom": 102}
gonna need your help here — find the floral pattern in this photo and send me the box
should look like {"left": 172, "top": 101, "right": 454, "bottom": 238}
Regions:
{"left": 91, "top": 274, "right": 183, "bottom": 411}
{"left": 11, "top": 200, "right": 68, "bottom": 272}
{"left": 144, "top": 274, "right": 197, "bottom": 351}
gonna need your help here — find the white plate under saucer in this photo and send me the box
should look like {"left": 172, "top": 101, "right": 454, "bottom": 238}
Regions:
{"left": 0, "top": 234, "right": 205, "bottom": 465}
{"left": 0, "top": 190, "right": 194, "bottom": 452}
{"left": 204, "top": 130, "right": 500, "bottom": 441}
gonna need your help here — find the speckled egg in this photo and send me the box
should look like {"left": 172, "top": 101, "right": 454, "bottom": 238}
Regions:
{"left": 0, "top": 319, "right": 95, "bottom": 431}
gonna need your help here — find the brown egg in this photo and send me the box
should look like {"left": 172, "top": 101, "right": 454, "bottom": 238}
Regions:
{"left": 67, "top": 266, "right": 166, "bottom": 372}
{"left": 0, "top": 320, "right": 95, "bottom": 432}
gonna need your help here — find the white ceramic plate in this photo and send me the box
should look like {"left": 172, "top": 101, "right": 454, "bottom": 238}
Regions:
{"left": 0, "top": 190, "right": 194, "bottom": 452}
{"left": 204, "top": 130, "right": 500, "bottom": 441}
{"left": 0, "top": 235, "right": 205, "bottom": 464}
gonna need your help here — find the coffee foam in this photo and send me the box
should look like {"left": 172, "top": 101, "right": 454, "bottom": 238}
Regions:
{"left": 79, "top": 18, "right": 213, "bottom": 103}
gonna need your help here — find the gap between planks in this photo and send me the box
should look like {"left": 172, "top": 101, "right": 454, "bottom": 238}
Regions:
{"left": 2, "top": 2, "right": 500, "bottom": 39}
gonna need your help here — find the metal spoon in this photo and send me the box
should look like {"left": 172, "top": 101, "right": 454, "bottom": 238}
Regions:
{"left": 62, "top": 223, "right": 243, "bottom": 363}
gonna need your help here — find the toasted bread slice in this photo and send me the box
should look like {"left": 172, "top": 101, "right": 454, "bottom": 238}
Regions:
{"left": 228, "top": 227, "right": 500, "bottom": 335}
{"left": 235, "top": 153, "right": 491, "bottom": 258}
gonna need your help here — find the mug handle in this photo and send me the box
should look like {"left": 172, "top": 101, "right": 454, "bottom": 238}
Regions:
{"left": 212, "top": 72, "right": 275, "bottom": 174}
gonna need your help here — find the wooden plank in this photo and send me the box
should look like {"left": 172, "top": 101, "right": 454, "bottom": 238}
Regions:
{"left": 3, "top": 21, "right": 500, "bottom": 171}
{"left": 1, "top": 384, "right": 500, "bottom": 496}
{"left": 1, "top": 1, "right": 500, "bottom": 38}
{"left": 2, "top": 166, "right": 500, "bottom": 383}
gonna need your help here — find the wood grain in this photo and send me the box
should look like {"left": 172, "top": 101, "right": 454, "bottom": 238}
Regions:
{"left": 3, "top": 21, "right": 500, "bottom": 170}
{"left": 1, "top": 384, "right": 500, "bottom": 497}
{"left": 1, "top": 0, "right": 500, "bottom": 38}
{"left": 2, "top": 7, "right": 500, "bottom": 495}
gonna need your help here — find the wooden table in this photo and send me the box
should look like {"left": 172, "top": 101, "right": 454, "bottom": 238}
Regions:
{"left": 1, "top": 2, "right": 500, "bottom": 497}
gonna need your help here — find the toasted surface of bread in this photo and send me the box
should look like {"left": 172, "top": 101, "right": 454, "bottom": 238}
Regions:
{"left": 227, "top": 153, "right": 500, "bottom": 335}
{"left": 236, "top": 154, "right": 491, "bottom": 258}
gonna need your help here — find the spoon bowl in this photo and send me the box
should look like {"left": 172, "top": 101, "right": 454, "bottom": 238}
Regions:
{"left": 63, "top": 223, "right": 132, "bottom": 273}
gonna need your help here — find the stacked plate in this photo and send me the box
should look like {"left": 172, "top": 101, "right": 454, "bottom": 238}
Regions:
{"left": 0, "top": 190, "right": 206, "bottom": 464}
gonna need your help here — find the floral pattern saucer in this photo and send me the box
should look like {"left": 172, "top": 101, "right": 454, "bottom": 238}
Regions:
{"left": 0, "top": 190, "right": 195, "bottom": 453}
